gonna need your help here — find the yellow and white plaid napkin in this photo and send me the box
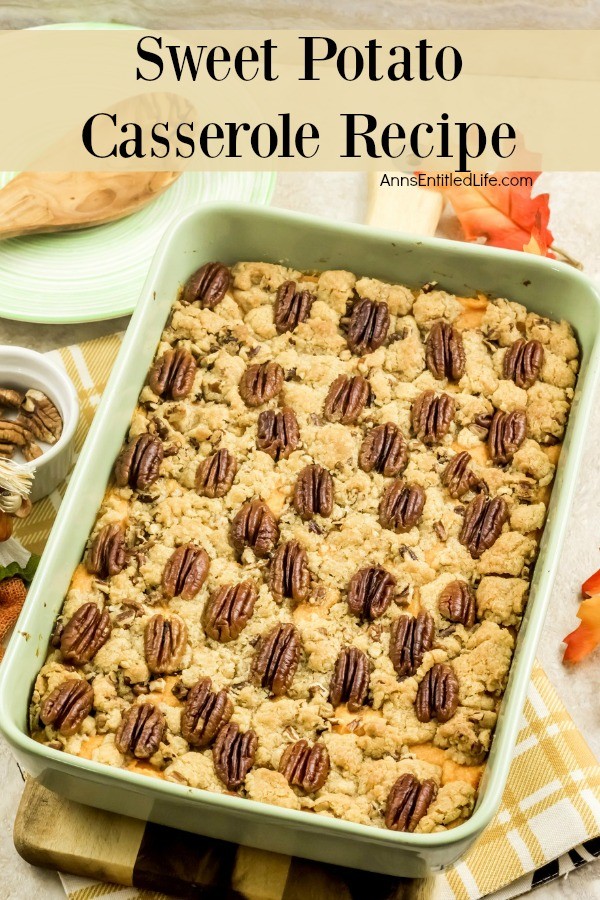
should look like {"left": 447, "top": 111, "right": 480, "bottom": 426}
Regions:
{"left": 14, "top": 334, "right": 600, "bottom": 900}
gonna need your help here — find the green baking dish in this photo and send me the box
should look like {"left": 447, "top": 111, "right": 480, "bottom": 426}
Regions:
{"left": 1, "top": 203, "right": 599, "bottom": 878}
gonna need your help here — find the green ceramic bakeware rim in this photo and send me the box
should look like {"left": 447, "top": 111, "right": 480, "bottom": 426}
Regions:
{"left": 1, "top": 202, "right": 599, "bottom": 877}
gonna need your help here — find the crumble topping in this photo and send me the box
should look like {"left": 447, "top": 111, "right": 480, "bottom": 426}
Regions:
{"left": 30, "top": 260, "right": 578, "bottom": 835}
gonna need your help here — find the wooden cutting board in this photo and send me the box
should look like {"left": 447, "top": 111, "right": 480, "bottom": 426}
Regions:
{"left": 14, "top": 779, "right": 435, "bottom": 899}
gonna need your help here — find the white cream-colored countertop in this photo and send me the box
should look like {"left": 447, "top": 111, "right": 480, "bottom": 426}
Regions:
{"left": 0, "top": 171, "right": 599, "bottom": 898}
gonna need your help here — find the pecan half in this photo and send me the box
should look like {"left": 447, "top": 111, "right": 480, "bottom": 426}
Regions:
{"left": 279, "top": 740, "right": 330, "bottom": 792}
{"left": 162, "top": 544, "right": 210, "bottom": 600}
{"left": 115, "top": 703, "right": 166, "bottom": 758}
{"left": 0, "top": 388, "right": 23, "bottom": 409}
{"left": 195, "top": 448, "right": 238, "bottom": 498}
{"left": 346, "top": 298, "right": 390, "bottom": 354}
{"left": 385, "top": 774, "right": 438, "bottom": 832}
{"left": 87, "top": 524, "right": 127, "bottom": 579}
{"left": 23, "top": 441, "right": 43, "bottom": 462}
{"left": 203, "top": 581, "right": 257, "bottom": 642}
{"left": 257, "top": 408, "right": 300, "bottom": 461}
{"left": 251, "top": 623, "right": 301, "bottom": 696}
{"left": 441, "top": 451, "right": 479, "bottom": 499}
{"left": 115, "top": 434, "right": 164, "bottom": 490}
{"left": 239, "top": 361, "right": 284, "bottom": 407}
{"left": 459, "top": 494, "right": 508, "bottom": 559}
{"left": 438, "top": 581, "right": 477, "bottom": 627}
{"left": 269, "top": 540, "right": 310, "bottom": 603}
{"left": 329, "top": 647, "right": 370, "bottom": 711}
{"left": 503, "top": 338, "right": 544, "bottom": 389}
{"left": 18, "top": 389, "right": 63, "bottom": 444}
{"left": 323, "top": 375, "right": 371, "bottom": 425}
{"left": 274, "top": 280, "right": 314, "bottom": 333}
{"left": 144, "top": 614, "right": 188, "bottom": 674}
{"left": 359, "top": 423, "right": 408, "bottom": 477}
{"left": 182, "top": 262, "right": 230, "bottom": 308}
{"left": 0, "top": 420, "right": 31, "bottom": 448}
{"left": 379, "top": 480, "right": 426, "bottom": 533}
{"left": 40, "top": 679, "right": 93, "bottom": 736}
{"left": 230, "top": 500, "right": 279, "bottom": 557}
{"left": 148, "top": 348, "right": 197, "bottom": 400}
{"left": 60, "top": 603, "right": 111, "bottom": 666}
{"left": 181, "top": 677, "right": 234, "bottom": 748}
{"left": 415, "top": 663, "right": 459, "bottom": 723}
{"left": 425, "top": 321, "right": 466, "bottom": 381}
{"left": 487, "top": 409, "right": 527, "bottom": 464}
{"left": 293, "top": 464, "right": 334, "bottom": 520}
{"left": 347, "top": 566, "right": 396, "bottom": 620}
{"left": 213, "top": 722, "right": 258, "bottom": 790}
{"left": 389, "top": 611, "right": 434, "bottom": 678}
{"left": 411, "top": 390, "right": 455, "bottom": 444}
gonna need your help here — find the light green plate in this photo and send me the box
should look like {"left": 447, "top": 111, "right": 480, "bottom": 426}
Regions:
{"left": 0, "top": 171, "right": 275, "bottom": 324}
{"left": 0, "top": 23, "right": 275, "bottom": 324}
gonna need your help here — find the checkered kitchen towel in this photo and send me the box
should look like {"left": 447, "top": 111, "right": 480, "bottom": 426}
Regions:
{"left": 14, "top": 334, "right": 600, "bottom": 900}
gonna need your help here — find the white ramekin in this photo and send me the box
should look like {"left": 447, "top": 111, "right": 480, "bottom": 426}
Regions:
{"left": 0, "top": 346, "right": 80, "bottom": 502}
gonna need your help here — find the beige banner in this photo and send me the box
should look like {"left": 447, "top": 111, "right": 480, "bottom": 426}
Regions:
{"left": 0, "top": 29, "right": 598, "bottom": 171}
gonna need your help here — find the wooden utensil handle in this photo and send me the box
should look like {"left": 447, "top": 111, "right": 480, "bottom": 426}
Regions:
{"left": 366, "top": 172, "right": 443, "bottom": 236}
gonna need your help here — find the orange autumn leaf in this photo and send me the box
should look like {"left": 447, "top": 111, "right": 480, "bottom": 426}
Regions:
{"left": 435, "top": 172, "right": 554, "bottom": 257}
{"left": 563, "top": 593, "right": 600, "bottom": 663}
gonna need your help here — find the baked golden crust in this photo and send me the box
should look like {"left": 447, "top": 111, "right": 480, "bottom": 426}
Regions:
{"left": 30, "top": 263, "right": 578, "bottom": 833}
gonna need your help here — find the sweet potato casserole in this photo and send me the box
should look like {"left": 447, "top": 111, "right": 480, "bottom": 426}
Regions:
{"left": 30, "top": 260, "right": 579, "bottom": 834}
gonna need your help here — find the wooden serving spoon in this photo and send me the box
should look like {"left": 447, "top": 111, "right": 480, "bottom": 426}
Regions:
{"left": 0, "top": 171, "right": 181, "bottom": 240}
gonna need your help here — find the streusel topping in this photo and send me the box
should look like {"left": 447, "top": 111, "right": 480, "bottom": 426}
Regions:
{"left": 30, "top": 261, "right": 578, "bottom": 834}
